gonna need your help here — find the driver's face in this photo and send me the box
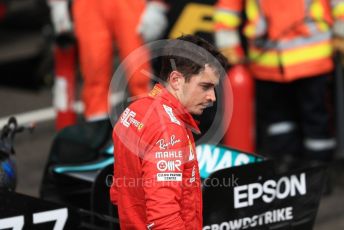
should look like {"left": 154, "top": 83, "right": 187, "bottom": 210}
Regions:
{"left": 179, "top": 65, "right": 219, "bottom": 115}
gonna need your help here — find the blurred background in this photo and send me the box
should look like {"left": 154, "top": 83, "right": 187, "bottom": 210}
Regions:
{"left": 1, "top": 0, "right": 344, "bottom": 229}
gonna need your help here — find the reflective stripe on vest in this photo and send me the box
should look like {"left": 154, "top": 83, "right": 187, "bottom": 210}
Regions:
{"left": 304, "top": 138, "right": 336, "bottom": 151}
{"left": 249, "top": 39, "right": 333, "bottom": 67}
{"left": 267, "top": 122, "right": 297, "bottom": 136}
{"left": 214, "top": 8, "right": 241, "bottom": 29}
{"left": 332, "top": 0, "right": 344, "bottom": 19}
{"left": 305, "top": 0, "right": 320, "bottom": 34}
{"left": 309, "top": 0, "right": 330, "bottom": 31}
{"left": 244, "top": 0, "right": 267, "bottom": 38}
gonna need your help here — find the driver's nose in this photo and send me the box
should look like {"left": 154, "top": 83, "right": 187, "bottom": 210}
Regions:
{"left": 206, "top": 89, "right": 216, "bottom": 102}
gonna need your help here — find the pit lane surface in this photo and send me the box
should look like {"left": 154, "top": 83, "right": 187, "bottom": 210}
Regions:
{"left": 0, "top": 86, "right": 343, "bottom": 229}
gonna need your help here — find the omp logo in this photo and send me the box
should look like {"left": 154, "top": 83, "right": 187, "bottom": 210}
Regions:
{"left": 120, "top": 108, "right": 144, "bottom": 129}
{"left": 157, "top": 160, "right": 182, "bottom": 172}
{"left": 163, "top": 104, "right": 181, "bottom": 125}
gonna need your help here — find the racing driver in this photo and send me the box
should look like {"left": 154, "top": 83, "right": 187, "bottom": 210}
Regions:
{"left": 110, "top": 35, "right": 228, "bottom": 229}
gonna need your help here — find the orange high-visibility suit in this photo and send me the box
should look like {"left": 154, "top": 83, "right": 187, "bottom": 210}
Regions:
{"left": 214, "top": 0, "right": 344, "bottom": 82}
{"left": 73, "top": 0, "right": 151, "bottom": 119}
{"left": 214, "top": 0, "right": 344, "bottom": 162}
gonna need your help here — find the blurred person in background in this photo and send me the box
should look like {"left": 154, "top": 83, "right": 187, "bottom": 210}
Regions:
{"left": 48, "top": 0, "right": 152, "bottom": 123}
{"left": 137, "top": 0, "right": 169, "bottom": 43}
{"left": 214, "top": 0, "right": 344, "bottom": 170}
{"left": 41, "top": 0, "right": 155, "bottom": 192}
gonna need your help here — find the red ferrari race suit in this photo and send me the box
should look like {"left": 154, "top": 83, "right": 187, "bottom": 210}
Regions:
{"left": 72, "top": 0, "right": 151, "bottom": 119}
{"left": 111, "top": 84, "right": 202, "bottom": 229}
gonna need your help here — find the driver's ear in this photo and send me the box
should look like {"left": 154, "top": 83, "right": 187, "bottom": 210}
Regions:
{"left": 168, "top": 71, "right": 184, "bottom": 91}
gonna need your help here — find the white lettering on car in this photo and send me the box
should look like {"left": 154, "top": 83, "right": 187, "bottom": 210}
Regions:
{"left": 234, "top": 173, "right": 306, "bottom": 209}
{"left": 202, "top": 207, "right": 294, "bottom": 230}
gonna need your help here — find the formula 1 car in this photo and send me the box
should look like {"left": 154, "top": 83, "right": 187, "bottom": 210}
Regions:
{"left": 0, "top": 119, "right": 326, "bottom": 230}
{"left": 36, "top": 119, "right": 264, "bottom": 229}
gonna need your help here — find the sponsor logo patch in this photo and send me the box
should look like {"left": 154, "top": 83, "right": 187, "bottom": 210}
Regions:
{"left": 187, "top": 135, "right": 195, "bottom": 161}
{"left": 155, "top": 151, "right": 183, "bottom": 159}
{"left": 190, "top": 165, "right": 196, "bottom": 183}
{"left": 149, "top": 85, "right": 162, "bottom": 97}
{"left": 120, "top": 108, "right": 144, "bottom": 130}
{"left": 157, "top": 160, "right": 181, "bottom": 172}
{"left": 163, "top": 104, "right": 181, "bottom": 125}
{"left": 234, "top": 173, "right": 306, "bottom": 209}
{"left": 157, "top": 173, "right": 182, "bottom": 181}
{"left": 156, "top": 135, "right": 181, "bottom": 150}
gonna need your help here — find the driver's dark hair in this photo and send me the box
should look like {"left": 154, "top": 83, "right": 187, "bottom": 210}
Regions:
{"left": 160, "top": 35, "right": 229, "bottom": 82}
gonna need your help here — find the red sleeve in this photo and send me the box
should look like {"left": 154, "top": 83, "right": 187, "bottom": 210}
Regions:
{"left": 139, "top": 123, "right": 190, "bottom": 230}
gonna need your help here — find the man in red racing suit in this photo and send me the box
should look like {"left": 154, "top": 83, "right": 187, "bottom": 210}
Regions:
{"left": 110, "top": 35, "right": 228, "bottom": 229}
